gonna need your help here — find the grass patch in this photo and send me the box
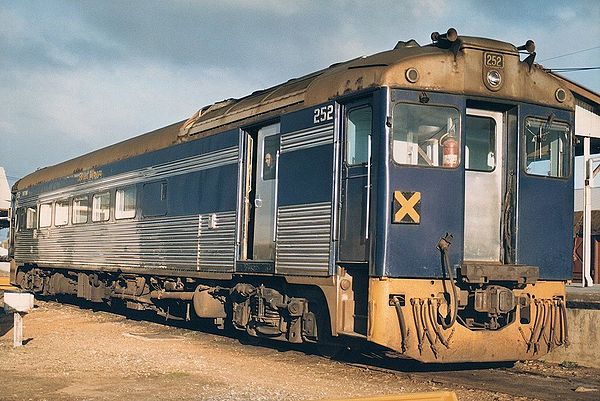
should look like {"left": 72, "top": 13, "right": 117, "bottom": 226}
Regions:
{"left": 559, "top": 360, "right": 578, "bottom": 368}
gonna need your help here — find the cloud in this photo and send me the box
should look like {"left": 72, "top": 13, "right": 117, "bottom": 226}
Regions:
{"left": 0, "top": 60, "right": 261, "bottom": 177}
{"left": 1, "top": 0, "right": 599, "bottom": 189}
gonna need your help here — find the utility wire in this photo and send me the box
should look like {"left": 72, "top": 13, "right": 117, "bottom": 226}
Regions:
{"left": 544, "top": 67, "right": 600, "bottom": 73}
{"left": 539, "top": 45, "right": 600, "bottom": 62}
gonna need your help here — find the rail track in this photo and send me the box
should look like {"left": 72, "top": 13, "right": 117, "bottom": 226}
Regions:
{"left": 104, "top": 298, "right": 600, "bottom": 401}
{"left": 3, "top": 295, "right": 599, "bottom": 401}
{"left": 334, "top": 351, "right": 600, "bottom": 401}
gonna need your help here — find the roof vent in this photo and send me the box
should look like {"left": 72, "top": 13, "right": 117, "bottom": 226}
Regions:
{"left": 394, "top": 39, "right": 420, "bottom": 49}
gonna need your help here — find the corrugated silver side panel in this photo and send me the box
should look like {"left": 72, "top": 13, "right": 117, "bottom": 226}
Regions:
{"left": 197, "top": 212, "right": 236, "bottom": 271}
{"left": 281, "top": 124, "right": 333, "bottom": 153}
{"left": 275, "top": 202, "right": 332, "bottom": 274}
{"left": 14, "top": 212, "right": 236, "bottom": 272}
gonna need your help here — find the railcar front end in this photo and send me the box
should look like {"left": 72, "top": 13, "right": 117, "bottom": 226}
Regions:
{"left": 360, "top": 34, "right": 573, "bottom": 362}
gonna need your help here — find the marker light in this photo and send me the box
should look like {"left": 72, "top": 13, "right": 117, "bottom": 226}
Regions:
{"left": 405, "top": 68, "right": 419, "bottom": 83}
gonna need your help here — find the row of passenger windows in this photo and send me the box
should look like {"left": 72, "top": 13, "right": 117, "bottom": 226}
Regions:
{"left": 23, "top": 186, "right": 136, "bottom": 229}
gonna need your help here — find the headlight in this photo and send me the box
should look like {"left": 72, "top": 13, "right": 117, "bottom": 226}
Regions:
{"left": 486, "top": 70, "right": 502, "bottom": 88}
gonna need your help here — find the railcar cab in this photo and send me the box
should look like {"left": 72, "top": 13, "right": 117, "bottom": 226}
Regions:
{"left": 336, "top": 30, "right": 574, "bottom": 362}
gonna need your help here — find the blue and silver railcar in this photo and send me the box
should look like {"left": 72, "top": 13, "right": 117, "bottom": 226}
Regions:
{"left": 10, "top": 29, "right": 573, "bottom": 362}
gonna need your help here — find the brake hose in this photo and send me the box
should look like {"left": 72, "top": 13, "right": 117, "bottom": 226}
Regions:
{"left": 391, "top": 296, "right": 408, "bottom": 353}
{"left": 437, "top": 233, "right": 458, "bottom": 329}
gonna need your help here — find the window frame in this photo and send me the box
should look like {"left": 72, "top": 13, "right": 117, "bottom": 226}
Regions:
{"left": 38, "top": 203, "right": 53, "bottom": 228}
{"left": 521, "top": 115, "right": 571, "bottom": 179}
{"left": 92, "top": 191, "right": 111, "bottom": 222}
{"left": 390, "top": 102, "right": 462, "bottom": 169}
{"left": 72, "top": 195, "right": 89, "bottom": 225}
{"left": 25, "top": 207, "right": 37, "bottom": 230}
{"left": 261, "top": 136, "right": 280, "bottom": 181}
{"left": 115, "top": 186, "right": 137, "bottom": 220}
{"left": 465, "top": 114, "right": 498, "bottom": 173}
{"left": 141, "top": 180, "right": 168, "bottom": 218}
{"left": 54, "top": 199, "right": 70, "bottom": 227}
{"left": 345, "top": 105, "right": 373, "bottom": 166}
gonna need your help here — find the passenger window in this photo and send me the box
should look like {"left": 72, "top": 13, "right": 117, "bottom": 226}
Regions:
{"left": 72, "top": 196, "right": 89, "bottom": 224}
{"left": 15, "top": 208, "right": 22, "bottom": 232}
{"left": 26, "top": 207, "right": 37, "bottom": 229}
{"left": 346, "top": 107, "right": 372, "bottom": 165}
{"left": 115, "top": 186, "right": 136, "bottom": 219}
{"left": 392, "top": 103, "right": 460, "bottom": 168}
{"left": 54, "top": 200, "right": 69, "bottom": 226}
{"left": 524, "top": 117, "right": 570, "bottom": 178}
{"left": 142, "top": 181, "right": 167, "bottom": 217}
{"left": 92, "top": 192, "right": 111, "bottom": 222}
{"left": 39, "top": 203, "right": 52, "bottom": 228}
{"left": 466, "top": 116, "right": 496, "bottom": 172}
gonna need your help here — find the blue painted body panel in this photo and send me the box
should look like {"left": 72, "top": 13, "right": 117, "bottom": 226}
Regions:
{"left": 515, "top": 105, "right": 574, "bottom": 280}
{"left": 141, "top": 180, "right": 167, "bottom": 217}
{"left": 167, "top": 165, "right": 239, "bottom": 214}
{"left": 382, "top": 91, "right": 465, "bottom": 278}
{"left": 280, "top": 103, "right": 333, "bottom": 133}
{"left": 278, "top": 145, "right": 333, "bottom": 206}
{"left": 278, "top": 103, "right": 335, "bottom": 207}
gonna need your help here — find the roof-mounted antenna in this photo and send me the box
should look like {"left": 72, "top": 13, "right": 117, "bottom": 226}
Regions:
{"left": 517, "top": 40, "right": 536, "bottom": 72}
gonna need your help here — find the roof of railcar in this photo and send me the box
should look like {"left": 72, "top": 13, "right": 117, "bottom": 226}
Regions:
{"left": 15, "top": 34, "right": 576, "bottom": 192}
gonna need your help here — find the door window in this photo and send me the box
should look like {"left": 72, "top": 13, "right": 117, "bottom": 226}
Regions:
{"left": 346, "top": 107, "right": 372, "bottom": 165}
{"left": 466, "top": 115, "right": 496, "bottom": 172}
{"left": 262, "top": 136, "right": 279, "bottom": 180}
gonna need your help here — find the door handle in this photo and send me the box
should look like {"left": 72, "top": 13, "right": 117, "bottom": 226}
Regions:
{"left": 255, "top": 198, "right": 263, "bottom": 208}
{"left": 365, "top": 134, "right": 372, "bottom": 240}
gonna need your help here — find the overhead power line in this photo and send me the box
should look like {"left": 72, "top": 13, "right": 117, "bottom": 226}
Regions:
{"left": 540, "top": 45, "right": 600, "bottom": 62}
{"left": 544, "top": 67, "right": 600, "bottom": 73}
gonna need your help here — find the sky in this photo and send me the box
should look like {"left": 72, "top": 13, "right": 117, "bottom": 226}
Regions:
{"left": 1, "top": 0, "right": 599, "bottom": 189}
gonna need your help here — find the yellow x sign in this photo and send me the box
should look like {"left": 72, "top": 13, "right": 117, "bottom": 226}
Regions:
{"left": 393, "top": 191, "right": 421, "bottom": 224}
